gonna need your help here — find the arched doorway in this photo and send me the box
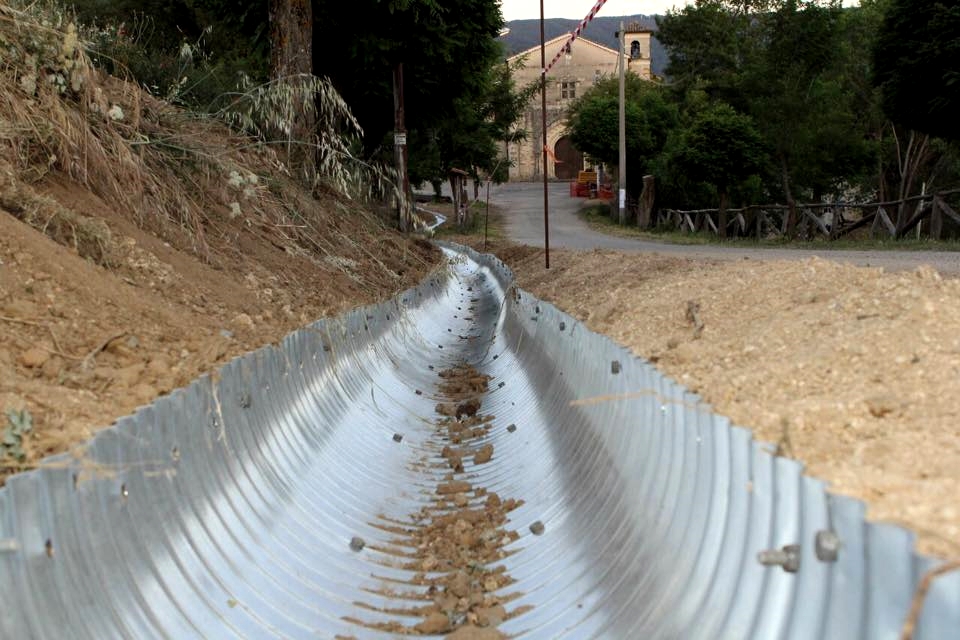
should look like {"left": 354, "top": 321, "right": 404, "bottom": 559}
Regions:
{"left": 553, "top": 137, "right": 583, "bottom": 180}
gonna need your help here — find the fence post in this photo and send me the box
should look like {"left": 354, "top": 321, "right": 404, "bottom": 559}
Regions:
{"left": 930, "top": 197, "right": 943, "bottom": 240}
{"left": 638, "top": 175, "right": 655, "bottom": 229}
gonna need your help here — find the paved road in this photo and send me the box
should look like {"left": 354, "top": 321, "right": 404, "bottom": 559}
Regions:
{"left": 489, "top": 181, "right": 960, "bottom": 275}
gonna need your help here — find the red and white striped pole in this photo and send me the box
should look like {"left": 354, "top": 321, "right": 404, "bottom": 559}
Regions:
{"left": 544, "top": 0, "right": 610, "bottom": 75}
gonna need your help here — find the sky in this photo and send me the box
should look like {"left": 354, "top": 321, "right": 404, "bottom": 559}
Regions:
{"left": 498, "top": 0, "right": 858, "bottom": 21}
{"left": 498, "top": 0, "right": 693, "bottom": 21}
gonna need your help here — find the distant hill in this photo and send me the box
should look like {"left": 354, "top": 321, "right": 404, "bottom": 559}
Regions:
{"left": 500, "top": 15, "right": 667, "bottom": 78}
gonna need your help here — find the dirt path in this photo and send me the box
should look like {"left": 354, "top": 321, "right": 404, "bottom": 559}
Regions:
{"left": 489, "top": 182, "right": 960, "bottom": 275}
{"left": 496, "top": 244, "right": 960, "bottom": 559}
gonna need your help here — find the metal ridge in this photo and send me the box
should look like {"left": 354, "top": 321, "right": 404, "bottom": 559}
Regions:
{"left": 0, "top": 243, "right": 956, "bottom": 638}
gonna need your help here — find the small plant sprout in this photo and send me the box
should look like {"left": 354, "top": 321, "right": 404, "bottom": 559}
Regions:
{"left": 3, "top": 409, "right": 33, "bottom": 463}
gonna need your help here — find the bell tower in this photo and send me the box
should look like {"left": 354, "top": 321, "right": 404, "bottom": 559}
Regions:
{"left": 624, "top": 21, "right": 653, "bottom": 80}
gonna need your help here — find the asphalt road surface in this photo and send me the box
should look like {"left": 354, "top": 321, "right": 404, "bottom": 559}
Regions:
{"left": 489, "top": 181, "right": 960, "bottom": 275}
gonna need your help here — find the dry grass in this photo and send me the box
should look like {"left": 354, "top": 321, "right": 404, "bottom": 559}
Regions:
{"left": 0, "top": 159, "right": 115, "bottom": 265}
{"left": 0, "top": 2, "right": 441, "bottom": 486}
{"left": 0, "top": 2, "right": 422, "bottom": 278}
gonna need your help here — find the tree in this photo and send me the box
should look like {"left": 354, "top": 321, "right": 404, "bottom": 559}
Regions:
{"left": 743, "top": 0, "right": 854, "bottom": 233}
{"left": 313, "top": 0, "right": 504, "bottom": 156}
{"left": 666, "top": 102, "right": 765, "bottom": 237}
{"left": 873, "top": 0, "right": 960, "bottom": 141}
{"left": 655, "top": 0, "right": 757, "bottom": 109}
{"left": 74, "top": 0, "right": 270, "bottom": 105}
{"left": 434, "top": 56, "right": 536, "bottom": 200}
{"left": 565, "top": 75, "right": 677, "bottom": 195}
{"left": 77, "top": 0, "right": 528, "bottom": 206}
{"left": 310, "top": 0, "right": 530, "bottom": 194}
{"left": 657, "top": 0, "right": 876, "bottom": 234}
{"left": 269, "top": 0, "right": 314, "bottom": 177}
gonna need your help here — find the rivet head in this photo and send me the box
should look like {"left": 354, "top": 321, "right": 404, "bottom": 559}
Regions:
{"left": 0, "top": 539, "right": 19, "bottom": 553}
{"left": 815, "top": 530, "right": 840, "bottom": 562}
{"left": 349, "top": 537, "right": 365, "bottom": 552}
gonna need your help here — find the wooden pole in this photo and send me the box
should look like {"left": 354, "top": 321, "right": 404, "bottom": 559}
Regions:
{"left": 638, "top": 174, "right": 654, "bottom": 228}
{"left": 917, "top": 182, "right": 926, "bottom": 239}
{"left": 930, "top": 197, "right": 943, "bottom": 240}
{"left": 484, "top": 178, "right": 490, "bottom": 252}
{"left": 393, "top": 63, "right": 411, "bottom": 231}
{"left": 539, "top": 0, "right": 550, "bottom": 268}
{"left": 617, "top": 21, "right": 626, "bottom": 226}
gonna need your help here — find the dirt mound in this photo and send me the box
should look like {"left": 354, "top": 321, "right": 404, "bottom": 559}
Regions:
{"left": 0, "top": 4, "right": 438, "bottom": 482}
{"left": 488, "top": 244, "right": 540, "bottom": 265}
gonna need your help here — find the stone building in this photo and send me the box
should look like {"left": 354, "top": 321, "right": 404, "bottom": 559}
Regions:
{"left": 505, "top": 23, "right": 654, "bottom": 181}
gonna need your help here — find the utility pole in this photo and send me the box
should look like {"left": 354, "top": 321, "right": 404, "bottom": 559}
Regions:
{"left": 539, "top": 0, "right": 550, "bottom": 269}
{"left": 617, "top": 21, "right": 626, "bottom": 225}
{"left": 393, "top": 63, "right": 411, "bottom": 231}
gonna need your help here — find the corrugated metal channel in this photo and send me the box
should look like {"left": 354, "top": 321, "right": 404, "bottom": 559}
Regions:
{"left": 0, "top": 244, "right": 957, "bottom": 639}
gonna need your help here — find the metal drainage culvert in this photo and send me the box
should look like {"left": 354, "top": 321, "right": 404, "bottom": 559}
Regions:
{"left": 0, "top": 244, "right": 957, "bottom": 639}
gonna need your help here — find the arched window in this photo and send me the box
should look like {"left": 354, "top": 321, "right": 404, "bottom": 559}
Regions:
{"left": 630, "top": 40, "right": 641, "bottom": 59}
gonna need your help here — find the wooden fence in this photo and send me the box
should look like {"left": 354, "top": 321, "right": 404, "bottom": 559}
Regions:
{"left": 658, "top": 189, "right": 960, "bottom": 240}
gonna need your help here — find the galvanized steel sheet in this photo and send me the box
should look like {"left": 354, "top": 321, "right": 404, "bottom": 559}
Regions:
{"left": 0, "top": 244, "right": 957, "bottom": 638}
